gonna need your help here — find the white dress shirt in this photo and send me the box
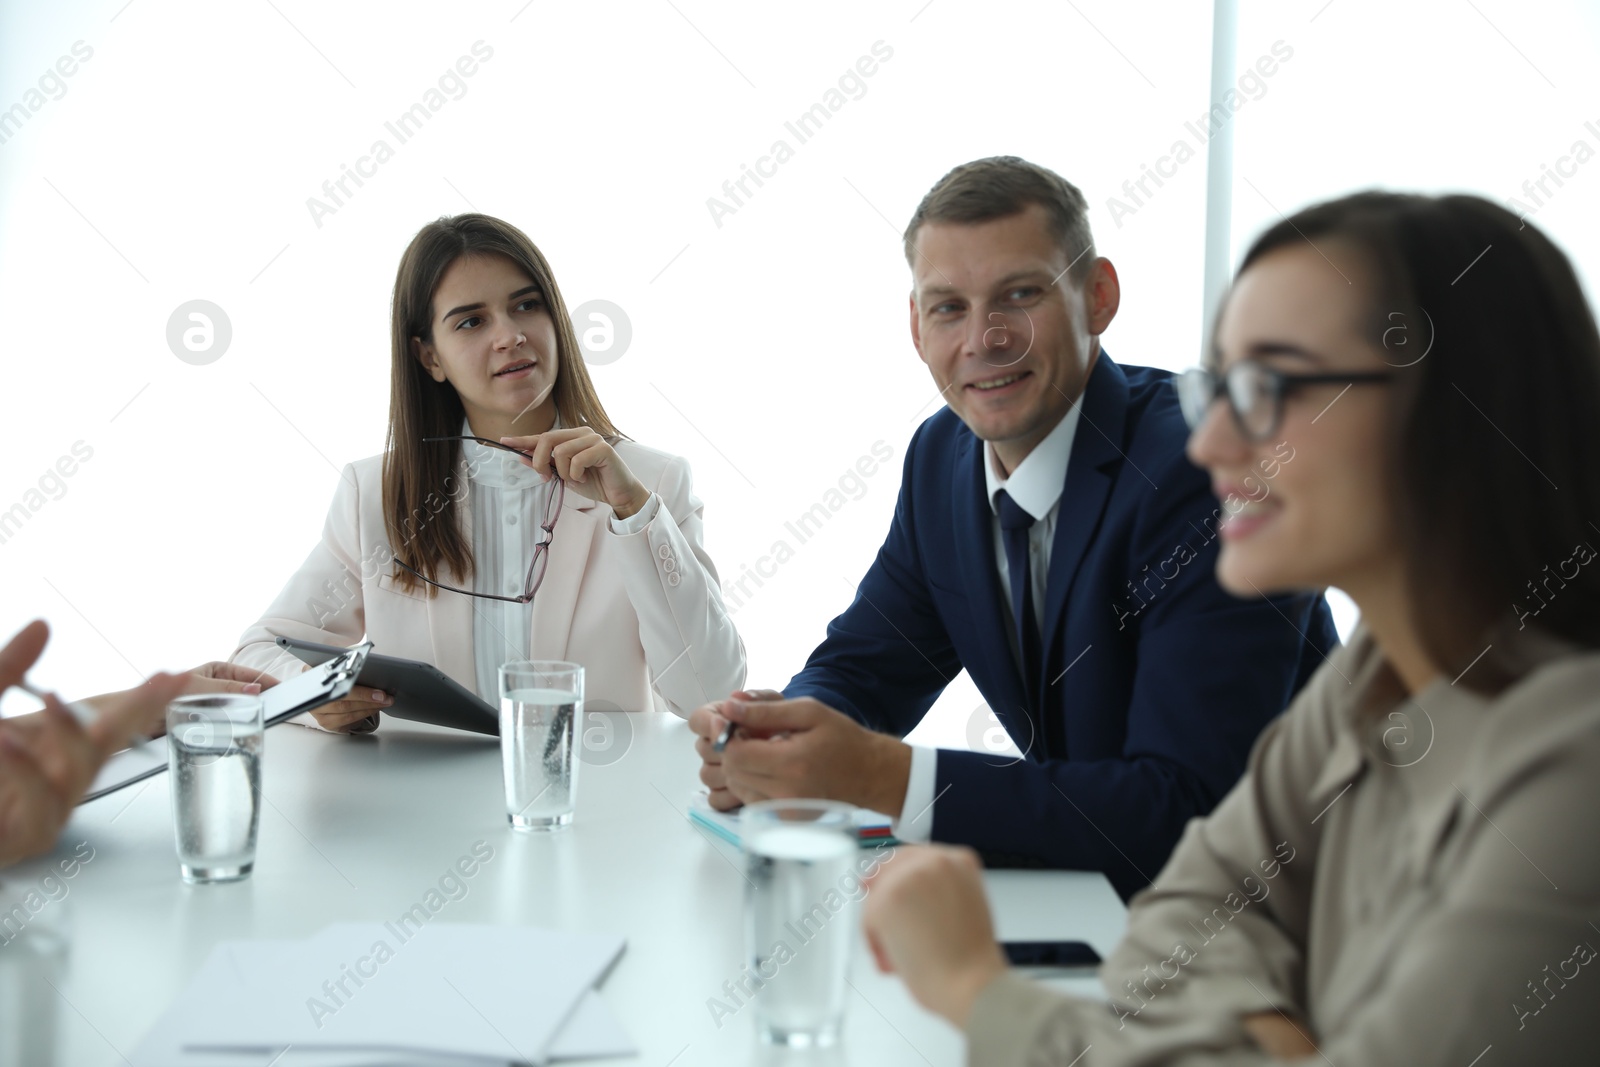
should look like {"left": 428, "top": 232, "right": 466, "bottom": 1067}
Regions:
{"left": 895, "top": 404, "right": 1082, "bottom": 842}
{"left": 462, "top": 419, "right": 657, "bottom": 702}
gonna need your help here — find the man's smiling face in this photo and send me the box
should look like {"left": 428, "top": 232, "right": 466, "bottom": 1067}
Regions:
{"left": 909, "top": 203, "right": 1116, "bottom": 471}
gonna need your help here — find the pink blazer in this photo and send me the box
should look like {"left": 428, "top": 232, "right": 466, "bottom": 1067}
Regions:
{"left": 232, "top": 440, "right": 746, "bottom": 719}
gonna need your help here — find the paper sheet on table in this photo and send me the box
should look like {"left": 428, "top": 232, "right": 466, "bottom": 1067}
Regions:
{"left": 547, "top": 989, "right": 633, "bottom": 1060}
{"left": 184, "top": 924, "right": 620, "bottom": 1058}
{"left": 130, "top": 924, "right": 631, "bottom": 1066}
{"left": 137, "top": 1047, "right": 512, "bottom": 1067}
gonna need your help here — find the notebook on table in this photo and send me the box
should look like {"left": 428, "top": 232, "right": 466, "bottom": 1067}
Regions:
{"left": 687, "top": 792, "right": 897, "bottom": 849}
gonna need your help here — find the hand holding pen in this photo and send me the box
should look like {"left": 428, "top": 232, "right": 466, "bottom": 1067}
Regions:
{"left": 713, "top": 689, "right": 790, "bottom": 752}
{"left": 690, "top": 689, "right": 785, "bottom": 813}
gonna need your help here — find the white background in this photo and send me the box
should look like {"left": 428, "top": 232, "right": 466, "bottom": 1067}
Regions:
{"left": 2, "top": 0, "right": 1597, "bottom": 747}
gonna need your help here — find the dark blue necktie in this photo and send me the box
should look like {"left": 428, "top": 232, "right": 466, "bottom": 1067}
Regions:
{"left": 996, "top": 490, "right": 1042, "bottom": 707}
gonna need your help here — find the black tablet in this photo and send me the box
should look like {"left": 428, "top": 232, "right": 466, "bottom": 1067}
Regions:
{"left": 276, "top": 636, "right": 499, "bottom": 736}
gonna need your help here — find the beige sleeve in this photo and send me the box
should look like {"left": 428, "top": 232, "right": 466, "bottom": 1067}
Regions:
{"left": 1097, "top": 637, "right": 1366, "bottom": 1021}
{"left": 1275, "top": 657, "right": 1600, "bottom": 1065}
{"left": 605, "top": 453, "right": 747, "bottom": 716}
{"left": 965, "top": 639, "right": 1365, "bottom": 1066}
{"left": 968, "top": 973, "right": 1257, "bottom": 1067}
{"left": 968, "top": 646, "right": 1600, "bottom": 1066}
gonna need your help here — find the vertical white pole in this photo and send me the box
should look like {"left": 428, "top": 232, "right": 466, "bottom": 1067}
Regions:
{"left": 1201, "top": 0, "right": 1240, "bottom": 357}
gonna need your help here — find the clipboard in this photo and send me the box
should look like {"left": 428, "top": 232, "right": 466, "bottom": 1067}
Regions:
{"left": 275, "top": 636, "right": 500, "bottom": 737}
{"left": 79, "top": 643, "right": 371, "bottom": 804}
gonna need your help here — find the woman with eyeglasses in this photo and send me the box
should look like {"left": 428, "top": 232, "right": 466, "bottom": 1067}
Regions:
{"left": 232, "top": 214, "right": 746, "bottom": 731}
{"left": 860, "top": 191, "right": 1600, "bottom": 1063}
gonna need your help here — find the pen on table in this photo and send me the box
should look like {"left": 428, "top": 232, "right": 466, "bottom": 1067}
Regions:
{"left": 17, "top": 681, "right": 153, "bottom": 753}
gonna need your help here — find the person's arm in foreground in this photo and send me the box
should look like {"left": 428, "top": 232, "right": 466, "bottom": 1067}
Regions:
{"left": 0, "top": 620, "right": 188, "bottom": 868}
{"left": 863, "top": 646, "right": 1600, "bottom": 1064}
{"left": 76, "top": 660, "right": 279, "bottom": 719}
{"left": 859, "top": 640, "right": 1347, "bottom": 1063}
{"left": 863, "top": 845, "right": 1315, "bottom": 1063}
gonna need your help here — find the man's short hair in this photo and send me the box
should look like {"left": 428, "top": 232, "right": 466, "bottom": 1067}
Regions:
{"left": 903, "top": 156, "right": 1096, "bottom": 283}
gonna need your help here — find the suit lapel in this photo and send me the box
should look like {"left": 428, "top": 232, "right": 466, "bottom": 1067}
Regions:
{"left": 529, "top": 489, "right": 602, "bottom": 662}
{"left": 952, "top": 428, "right": 1033, "bottom": 736}
{"left": 1040, "top": 356, "right": 1130, "bottom": 674}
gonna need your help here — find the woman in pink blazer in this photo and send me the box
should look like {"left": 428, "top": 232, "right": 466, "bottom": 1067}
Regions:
{"left": 233, "top": 214, "right": 746, "bottom": 731}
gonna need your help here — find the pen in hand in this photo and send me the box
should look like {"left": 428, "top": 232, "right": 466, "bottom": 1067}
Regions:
{"left": 712, "top": 689, "right": 788, "bottom": 752}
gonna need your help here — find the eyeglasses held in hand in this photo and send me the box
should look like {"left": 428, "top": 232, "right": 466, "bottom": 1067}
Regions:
{"left": 390, "top": 436, "right": 564, "bottom": 604}
{"left": 1174, "top": 362, "right": 1394, "bottom": 442}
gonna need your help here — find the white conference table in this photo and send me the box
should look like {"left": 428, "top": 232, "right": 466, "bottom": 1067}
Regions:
{"left": 21, "top": 711, "right": 1126, "bottom": 1066}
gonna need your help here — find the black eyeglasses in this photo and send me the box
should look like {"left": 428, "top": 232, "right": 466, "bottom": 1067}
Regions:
{"left": 1174, "top": 362, "right": 1394, "bottom": 442}
{"left": 391, "top": 436, "right": 564, "bottom": 604}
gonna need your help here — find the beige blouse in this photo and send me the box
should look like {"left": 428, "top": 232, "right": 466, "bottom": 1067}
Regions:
{"left": 969, "top": 626, "right": 1600, "bottom": 1065}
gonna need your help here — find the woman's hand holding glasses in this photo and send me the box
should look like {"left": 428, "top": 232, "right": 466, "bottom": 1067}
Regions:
{"left": 499, "top": 426, "right": 652, "bottom": 520}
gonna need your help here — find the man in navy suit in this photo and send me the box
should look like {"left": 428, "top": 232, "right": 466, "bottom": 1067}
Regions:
{"left": 690, "top": 157, "right": 1337, "bottom": 898}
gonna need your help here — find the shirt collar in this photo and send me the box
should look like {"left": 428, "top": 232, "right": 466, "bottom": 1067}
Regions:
{"left": 460, "top": 415, "right": 559, "bottom": 490}
{"left": 984, "top": 403, "right": 1081, "bottom": 520}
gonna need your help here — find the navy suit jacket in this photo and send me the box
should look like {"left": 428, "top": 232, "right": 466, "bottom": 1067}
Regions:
{"left": 785, "top": 353, "right": 1338, "bottom": 899}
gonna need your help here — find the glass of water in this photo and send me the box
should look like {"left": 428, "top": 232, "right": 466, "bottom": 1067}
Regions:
{"left": 742, "top": 799, "right": 858, "bottom": 1048}
{"left": 499, "top": 661, "right": 583, "bottom": 831}
{"left": 0, "top": 877, "right": 68, "bottom": 1066}
{"left": 166, "top": 694, "right": 263, "bottom": 884}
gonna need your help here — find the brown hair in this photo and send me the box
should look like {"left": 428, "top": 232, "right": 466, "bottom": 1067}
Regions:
{"left": 1234, "top": 191, "right": 1600, "bottom": 690}
{"left": 903, "top": 156, "right": 1096, "bottom": 282}
{"left": 383, "top": 213, "right": 623, "bottom": 594}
